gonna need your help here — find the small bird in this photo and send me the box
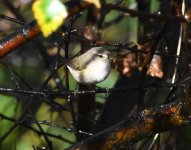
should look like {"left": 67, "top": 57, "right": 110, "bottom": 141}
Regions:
{"left": 65, "top": 47, "right": 111, "bottom": 84}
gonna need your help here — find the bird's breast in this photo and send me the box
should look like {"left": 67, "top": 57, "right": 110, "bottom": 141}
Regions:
{"left": 67, "top": 59, "right": 110, "bottom": 84}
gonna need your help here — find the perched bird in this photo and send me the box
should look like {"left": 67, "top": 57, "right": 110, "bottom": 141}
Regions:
{"left": 65, "top": 47, "right": 111, "bottom": 84}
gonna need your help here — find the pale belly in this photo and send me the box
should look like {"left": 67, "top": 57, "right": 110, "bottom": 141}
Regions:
{"left": 67, "top": 60, "right": 111, "bottom": 84}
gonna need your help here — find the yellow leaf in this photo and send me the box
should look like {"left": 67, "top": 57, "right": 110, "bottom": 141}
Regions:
{"left": 84, "top": 0, "right": 101, "bottom": 8}
{"left": 32, "top": 0, "right": 68, "bottom": 37}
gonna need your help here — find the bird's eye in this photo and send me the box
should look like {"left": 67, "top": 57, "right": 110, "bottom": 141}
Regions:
{"left": 98, "top": 54, "right": 103, "bottom": 58}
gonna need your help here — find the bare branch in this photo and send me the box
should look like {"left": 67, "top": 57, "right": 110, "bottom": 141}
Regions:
{"left": 0, "top": 1, "right": 92, "bottom": 58}
{"left": 106, "top": 4, "right": 187, "bottom": 23}
{"left": 66, "top": 102, "right": 189, "bottom": 150}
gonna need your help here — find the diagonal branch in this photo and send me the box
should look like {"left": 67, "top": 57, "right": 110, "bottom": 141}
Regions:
{"left": 0, "top": 1, "right": 188, "bottom": 58}
{"left": 0, "top": 1, "right": 92, "bottom": 58}
{"left": 66, "top": 101, "right": 190, "bottom": 150}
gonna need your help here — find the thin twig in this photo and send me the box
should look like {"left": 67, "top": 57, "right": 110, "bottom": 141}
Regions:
{"left": 0, "top": 14, "right": 26, "bottom": 25}
{"left": 106, "top": 4, "right": 187, "bottom": 23}
{"left": 171, "top": 0, "right": 185, "bottom": 84}
{"left": 137, "top": 23, "right": 169, "bottom": 111}
{"left": 28, "top": 114, "right": 53, "bottom": 150}
{"left": 0, "top": 83, "right": 184, "bottom": 98}
{"left": 0, "top": 113, "right": 74, "bottom": 143}
{"left": 38, "top": 120, "right": 93, "bottom": 136}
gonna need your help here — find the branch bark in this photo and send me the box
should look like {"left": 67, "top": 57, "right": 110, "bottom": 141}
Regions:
{"left": 66, "top": 101, "right": 189, "bottom": 150}
{"left": 0, "top": 1, "right": 92, "bottom": 58}
{"left": 0, "top": 1, "right": 187, "bottom": 58}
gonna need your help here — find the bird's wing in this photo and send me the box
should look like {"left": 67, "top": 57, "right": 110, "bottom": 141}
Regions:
{"left": 66, "top": 56, "right": 87, "bottom": 71}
